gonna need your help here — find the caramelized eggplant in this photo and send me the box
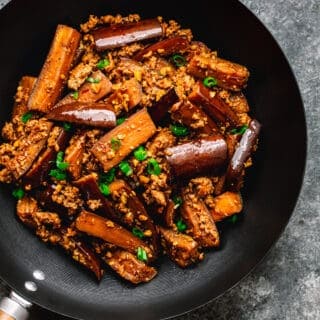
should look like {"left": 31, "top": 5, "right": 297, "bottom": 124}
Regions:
{"left": 92, "top": 19, "right": 163, "bottom": 51}
{"left": 166, "top": 135, "right": 227, "bottom": 178}
{"left": 164, "top": 199, "right": 175, "bottom": 228}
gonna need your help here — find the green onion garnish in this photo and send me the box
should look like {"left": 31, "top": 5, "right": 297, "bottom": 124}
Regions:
{"left": 97, "top": 58, "right": 110, "bottom": 70}
{"left": 99, "top": 183, "right": 110, "bottom": 196}
{"left": 137, "top": 247, "right": 148, "bottom": 262}
{"left": 116, "top": 117, "right": 126, "bottom": 126}
{"left": 203, "top": 76, "right": 218, "bottom": 88}
{"left": 21, "top": 112, "right": 32, "bottom": 124}
{"left": 132, "top": 227, "right": 144, "bottom": 239}
{"left": 99, "top": 168, "right": 116, "bottom": 185}
{"left": 173, "top": 195, "right": 183, "bottom": 209}
{"left": 63, "top": 122, "right": 72, "bottom": 132}
{"left": 230, "top": 125, "right": 248, "bottom": 135}
{"left": 56, "top": 151, "right": 69, "bottom": 171}
{"left": 119, "top": 161, "right": 133, "bottom": 176}
{"left": 147, "top": 158, "right": 161, "bottom": 176}
{"left": 134, "top": 146, "right": 147, "bottom": 161}
{"left": 71, "top": 91, "right": 79, "bottom": 100}
{"left": 171, "top": 54, "right": 186, "bottom": 67}
{"left": 86, "top": 77, "right": 100, "bottom": 84}
{"left": 110, "top": 138, "right": 121, "bottom": 151}
{"left": 49, "top": 169, "right": 67, "bottom": 181}
{"left": 176, "top": 218, "right": 187, "bottom": 232}
{"left": 12, "top": 188, "right": 25, "bottom": 199}
{"left": 229, "top": 215, "right": 238, "bottom": 224}
{"left": 170, "top": 123, "right": 189, "bottom": 137}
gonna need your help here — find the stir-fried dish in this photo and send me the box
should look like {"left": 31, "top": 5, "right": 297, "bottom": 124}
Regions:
{"left": 0, "top": 14, "right": 261, "bottom": 284}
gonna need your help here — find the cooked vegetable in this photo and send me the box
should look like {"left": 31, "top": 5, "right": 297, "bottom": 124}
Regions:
{"left": 230, "top": 125, "right": 248, "bottom": 135}
{"left": 96, "top": 58, "right": 110, "bottom": 70}
{"left": 92, "top": 19, "right": 163, "bottom": 51}
{"left": 203, "top": 76, "right": 218, "bottom": 88}
{"left": 170, "top": 123, "right": 189, "bottom": 137}
{"left": 134, "top": 146, "right": 147, "bottom": 161}
{"left": 28, "top": 25, "right": 81, "bottom": 113}
{"left": 12, "top": 188, "right": 24, "bottom": 199}
{"left": 147, "top": 158, "right": 161, "bottom": 175}
{"left": 119, "top": 161, "right": 133, "bottom": 176}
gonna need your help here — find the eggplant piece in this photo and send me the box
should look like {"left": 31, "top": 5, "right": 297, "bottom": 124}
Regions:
{"left": 92, "top": 19, "right": 163, "bottom": 51}
{"left": 75, "top": 210, "right": 154, "bottom": 260}
{"left": 134, "top": 36, "right": 189, "bottom": 61}
{"left": 109, "top": 179, "right": 159, "bottom": 255}
{"left": 92, "top": 108, "right": 156, "bottom": 172}
{"left": 103, "top": 250, "right": 157, "bottom": 284}
{"left": 46, "top": 102, "right": 116, "bottom": 128}
{"left": 182, "top": 192, "right": 220, "bottom": 248}
{"left": 158, "top": 226, "right": 202, "bottom": 268}
{"left": 188, "top": 82, "right": 239, "bottom": 125}
{"left": 187, "top": 54, "right": 250, "bottom": 91}
{"left": 164, "top": 199, "right": 175, "bottom": 228}
{"left": 23, "top": 127, "right": 69, "bottom": 189}
{"left": 148, "top": 88, "right": 179, "bottom": 124}
{"left": 55, "top": 70, "right": 112, "bottom": 108}
{"left": 170, "top": 101, "right": 219, "bottom": 134}
{"left": 165, "top": 135, "right": 227, "bottom": 178}
{"left": 28, "top": 25, "right": 81, "bottom": 113}
{"left": 226, "top": 119, "right": 261, "bottom": 189}
{"left": 211, "top": 191, "right": 243, "bottom": 222}
{"left": 74, "top": 174, "right": 120, "bottom": 223}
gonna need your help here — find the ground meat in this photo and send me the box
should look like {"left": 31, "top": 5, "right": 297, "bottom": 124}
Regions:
{"left": 189, "top": 177, "right": 214, "bottom": 198}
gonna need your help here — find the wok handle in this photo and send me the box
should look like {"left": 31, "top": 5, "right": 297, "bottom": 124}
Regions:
{"left": 0, "top": 292, "right": 31, "bottom": 320}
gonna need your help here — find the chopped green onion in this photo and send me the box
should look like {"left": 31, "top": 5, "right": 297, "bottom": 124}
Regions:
{"left": 97, "top": 58, "right": 110, "bottom": 69}
{"left": 137, "top": 247, "right": 148, "bottom": 262}
{"left": 116, "top": 117, "right": 126, "bottom": 126}
{"left": 173, "top": 195, "right": 183, "bottom": 209}
{"left": 147, "top": 158, "right": 161, "bottom": 176}
{"left": 134, "top": 146, "right": 147, "bottom": 161}
{"left": 86, "top": 77, "right": 100, "bottom": 84}
{"left": 230, "top": 125, "right": 248, "bottom": 135}
{"left": 21, "top": 112, "right": 32, "bottom": 124}
{"left": 176, "top": 218, "right": 187, "bottom": 232}
{"left": 170, "top": 123, "right": 189, "bottom": 137}
{"left": 99, "top": 168, "right": 116, "bottom": 185}
{"left": 132, "top": 227, "right": 144, "bottom": 239}
{"left": 119, "top": 161, "right": 133, "bottom": 176}
{"left": 56, "top": 151, "right": 69, "bottom": 171}
{"left": 12, "top": 188, "right": 25, "bottom": 199}
{"left": 171, "top": 54, "right": 186, "bottom": 67}
{"left": 63, "top": 122, "right": 72, "bottom": 132}
{"left": 99, "top": 183, "right": 110, "bottom": 196}
{"left": 203, "top": 76, "right": 218, "bottom": 88}
{"left": 49, "top": 169, "right": 67, "bottom": 181}
{"left": 229, "top": 215, "right": 238, "bottom": 224}
{"left": 110, "top": 138, "right": 121, "bottom": 151}
{"left": 71, "top": 91, "right": 79, "bottom": 100}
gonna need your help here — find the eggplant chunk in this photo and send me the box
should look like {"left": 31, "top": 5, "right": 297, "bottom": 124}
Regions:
{"left": 182, "top": 193, "right": 220, "bottom": 248}
{"left": 75, "top": 210, "right": 154, "bottom": 261}
{"left": 103, "top": 250, "right": 157, "bottom": 284}
{"left": 187, "top": 54, "right": 250, "bottom": 91}
{"left": 92, "top": 19, "right": 163, "bottom": 51}
{"left": 188, "top": 82, "right": 239, "bottom": 125}
{"left": 134, "top": 36, "right": 189, "bottom": 61}
{"left": 148, "top": 88, "right": 179, "bottom": 124}
{"left": 226, "top": 119, "right": 261, "bottom": 189}
{"left": 164, "top": 199, "right": 176, "bottom": 228}
{"left": 46, "top": 102, "right": 116, "bottom": 128}
{"left": 211, "top": 192, "right": 243, "bottom": 222}
{"left": 28, "top": 25, "right": 81, "bottom": 113}
{"left": 165, "top": 135, "right": 227, "bottom": 178}
{"left": 158, "top": 226, "right": 202, "bottom": 268}
{"left": 55, "top": 70, "right": 112, "bottom": 108}
{"left": 92, "top": 108, "right": 156, "bottom": 172}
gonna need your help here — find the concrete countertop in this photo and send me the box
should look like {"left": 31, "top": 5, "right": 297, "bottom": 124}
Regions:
{"left": 0, "top": 0, "right": 319, "bottom": 319}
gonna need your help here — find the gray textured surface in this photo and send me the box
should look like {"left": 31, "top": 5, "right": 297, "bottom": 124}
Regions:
{"left": 0, "top": 0, "right": 319, "bottom": 319}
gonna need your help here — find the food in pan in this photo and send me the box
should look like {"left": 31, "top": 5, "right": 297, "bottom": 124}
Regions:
{"left": 0, "top": 14, "right": 260, "bottom": 284}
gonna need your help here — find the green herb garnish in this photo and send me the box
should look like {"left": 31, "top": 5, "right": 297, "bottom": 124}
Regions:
{"left": 132, "top": 227, "right": 144, "bottom": 239}
{"left": 147, "top": 158, "right": 161, "bottom": 176}
{"left": 229, "top": 215, "right": 238, "bottom": 224}
{"left": 63, "top": 122, "right": 72, "bottom": 132}
{"left": 170, "top": 123, "right": 189, "bottom": 137}
{"left": 137, "top": 247, "right": 148, "bottom": 262}
{"left": 110, "top": 138, "right": 121, "bottom": 151}
{"left": 12, "top": 188, "right": 25, "bottom": 199}
{"left": 176, "top": 218, "right": 187, "bottom": 232}
{"left": 134, "top": 146, "right": 147, "bottom": 161}
{"left": 97, "top": 58, "right": 110, "bottom": 70}
{"left": 119, "top": 161, "right": 133, "bottom": 176}
{"left": 171, "top": 54, "right": 186, "bottom": 67}
{"left": 21, "top": 112, "right": 32, "bottom": 124}
{"left": 99, "top": 183, "right": 110, "bottom": 196}
{"left": 116, "top": 117, "right": 126, "bottom": 126}
{"left": 71, "top": 91, "right": 79, "bottom": 100}
{"left": 86, "top": 77, "right": 100, "bottom": 84}
{"left": 56, "top": 151, "right": 69, "bottom": 171}
{"left": 173, "top": 195, "right": 183, "bottom": 209}
{"left": 99, "top": 168, "right": 116, "bottom": 185}
{"left": 230, "top": 125, "right": 248, "bottom": 135}
{"left": 203, "top": 76, "right": 218, "bottom": 88}
{"left": 49, "top": 169, "right": 67, "bottom": 181}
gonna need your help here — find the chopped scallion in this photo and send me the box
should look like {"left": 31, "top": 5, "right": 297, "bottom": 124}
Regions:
{"left": 147, "top": 158, "right": 161, "bottom": 176}
{"left": 49, "top": 169, "right": 67, "bottom": 181}
{"left": 86, "top": 77, "right": 100, "bottom": 84}
{"left": 110, "top": 137, "right": 121, "bottom": 151}
{"left": 170, "top": 123, "right": 189, "bottom": 137}
{"left": 176, "top": 218, "right": 187, "bottom": 232}
{"left": 56, "top": 151, "right": 69, "bottom": 171}
{"left": 99, "top": 183, "right": 110, "bottom": 196}
{"left": 134, "top": 146, "right": 147, "bottom": 161}
{"left": 203, "top": 76, "right": 218, "bottom": 88}
{"left": 137, "top": 247, "right": 148, "bottom": 262}
{"left": 63, "top": 122, "right": 72, "bottom": 132}
{"left": 132, "top": 227, "right": 144, "bottom": 239}
{"left": 99, "top": 168, "right": 116, "bottom": 185}
{"left": 173, "top": 195, "right": 183, "bottom": 209}
{"left": 116, "top": 117, "right": 126, "bottom": 126}
{"left": 171, "top": 54, "right": 186, "bottom": 67}
{"left": 97, "top": 58, "right": 110, "bottom": 69}
{"left": 119, "top": 161, "right": 133, "bottom": 176}
{"left": 21, "top": 112, "right": 32, "bottom": 124}
{"left": 229, "top": 215, "right": 238, "bottom": 224}
{"left": 12, "top": 188, "right": 24, "bottom": 199}
{"left": 71, "top": 91, "right": 79, "bottom": 100}
{"left": 230, "top": 125, "right": 248, "bottom": 135}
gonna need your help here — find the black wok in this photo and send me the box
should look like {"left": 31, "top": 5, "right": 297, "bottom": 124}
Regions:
{"left": 0, "top": 0, "right": 306, "bottom": 319}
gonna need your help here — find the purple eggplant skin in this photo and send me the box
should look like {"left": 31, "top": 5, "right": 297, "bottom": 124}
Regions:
{"left": 226, "top": 119, "right": 261, "bottom": 189}
{"left": 148, "top": 88, "right": 179, "bottom": 124}
{"left": 46, "top": 102, "right": 116, "bottom": 128}
{"left": 92, "top": 19, "right": 163, "bottom": 51}
{"left": 166, "top": 135, "right": 228, "bottom": 178}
